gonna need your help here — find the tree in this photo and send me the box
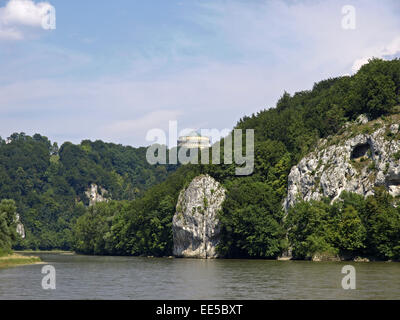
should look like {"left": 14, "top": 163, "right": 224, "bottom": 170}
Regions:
{"left": 217, "top": 179, "right": 285, "bottom": 258}
{"left": 335, "top": 205, "right": 366, "bottom": 252}
{"left": 346, "top": 58, "right": 398, "bottom": 119}
{"left": 286, "top": 199, "right": 337, "bottom": 259}
{"left": 364, "top": 189, "right": 400, "bottom": 260}
{"left": 0, "top": 199, "right": 18, "bottom": 255}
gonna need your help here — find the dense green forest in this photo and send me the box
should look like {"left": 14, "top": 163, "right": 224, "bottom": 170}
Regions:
{"left": 2, "top": 58, "right": 400, "bottom": 260}
{"left": 73, "top": 58, "right": 400, "bottom": 260}
{"left": 73, "top": 164, "right": 201, "bottom": 255}
{"left": 0, "top": 199, "right": 18, "bottom": 256}
{"left": 0, "top": 136, "right": 177, "bottom": 250}
{"left": 286, "top": 189, "right": 400, "bottom": 260}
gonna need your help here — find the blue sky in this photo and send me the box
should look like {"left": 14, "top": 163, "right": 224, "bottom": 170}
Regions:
{"left": 1, "top": 0, "right": 400, "bottom": 146}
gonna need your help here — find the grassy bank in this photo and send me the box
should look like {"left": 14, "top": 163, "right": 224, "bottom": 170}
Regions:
{"left": 0, "top": 253, "right": 42, "bottom": 269}
{"left": 16, "top": 250, "right": 73, "bottom": 254}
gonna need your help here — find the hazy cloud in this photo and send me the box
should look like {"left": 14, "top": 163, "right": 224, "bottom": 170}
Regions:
{"left": 103, "top": 110, "right": 183, "bottom": 142}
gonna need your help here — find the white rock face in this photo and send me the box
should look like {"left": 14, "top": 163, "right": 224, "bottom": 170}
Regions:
{"left": 284, "top": 118, "right": 400, "bottom": 210}
{"left": 173, "top": 174, "right": 226, "bottom": 258}
{"left": 85, "top": 184, "right": 109, "bottom": 206}
{"left": 15, "top": 213, "right": 25, "bottom": 239}
{"left": 356, "top": 114, "right": 369, "bottom": 125}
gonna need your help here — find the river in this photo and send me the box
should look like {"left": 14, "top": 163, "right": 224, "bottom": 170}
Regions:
{"left": 0, "top": 253, "right": 398, "bottom": 299}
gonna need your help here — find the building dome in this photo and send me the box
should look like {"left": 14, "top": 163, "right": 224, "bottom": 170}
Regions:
{"left": 177, "top": 131, "right": 210, "bottom": 149}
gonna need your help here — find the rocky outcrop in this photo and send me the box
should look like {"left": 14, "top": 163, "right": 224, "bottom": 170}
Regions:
{"left": 172, "top": 174, "right": 226, "bottom": 258}
{"left": 85, "top": 184, "right": 109, "bottom": 206}
{"left": 15, "top": 213, "right": 25, "bottom": 239}
{"left": 284, "top": 114, "right": 400, "bottom": 210}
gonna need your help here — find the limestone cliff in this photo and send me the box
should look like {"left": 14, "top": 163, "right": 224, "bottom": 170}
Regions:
{"left": 85, "top": 183, "right": 109, "bottom": 206}
{"left": 15, "top": 213, "right": 25, "bottom": 239}
{"left": 284, "top": 114, "right": 400, "bottom": 210}
{"left": 172, "top": 174, "right": 226, "bottom": 258}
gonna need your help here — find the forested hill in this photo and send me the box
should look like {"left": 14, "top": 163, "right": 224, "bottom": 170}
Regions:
{"left": 236, "top": 58, "right": 400, "bottom": 164}
{"left": 0, "top": 134, "right": 177, "bottom": 249}
{"left": 2, "top": 58, "right": 400, "bottom": 258}
{"left": 72, "top": 58, "right": 400, "bottom": 260}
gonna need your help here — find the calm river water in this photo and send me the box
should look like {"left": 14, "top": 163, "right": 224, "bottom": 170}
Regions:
{"left": 0, "top": 253, "right": 399, "bottom": 299}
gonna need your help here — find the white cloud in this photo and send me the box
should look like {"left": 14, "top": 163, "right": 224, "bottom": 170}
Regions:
{"left": 0, "top": 0, "right": 53, "bottom": 40}
{"left": 196, "top": 0, "right": 400, "bottom": 74}
{"left": 352, "top": 36, "right": 400, "bottom": 72}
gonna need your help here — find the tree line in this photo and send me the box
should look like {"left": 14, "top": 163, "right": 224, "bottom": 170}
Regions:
{"left": 0, "top": 134, "right": 177, "bottom": 250}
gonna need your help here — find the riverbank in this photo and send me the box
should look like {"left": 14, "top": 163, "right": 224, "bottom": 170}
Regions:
{"left": 0, "top": 253, "right": 42, "bottom": 269}
{"left": 16, "top": 250, "right": 74, "bottom": 255}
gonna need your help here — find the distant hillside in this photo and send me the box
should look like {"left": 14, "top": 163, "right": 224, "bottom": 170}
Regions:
{"left": 0, "top": 134, "right": 177, "bottom": 250}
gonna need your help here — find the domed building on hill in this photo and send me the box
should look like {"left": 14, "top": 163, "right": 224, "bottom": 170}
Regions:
{"left": 177, "top": 131, "right": 210, "bottom": 149}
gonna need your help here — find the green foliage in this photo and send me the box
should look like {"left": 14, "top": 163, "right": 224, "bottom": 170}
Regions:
{"left": 73, "top": 165, "right": 201, "bottom": 256}
{"left": 363, "top": 188, "right": 400, "bottom": 260}
{"left": 393, "top": 151, "right": 400, "bottom": 161}
{"left": 286, "top": 190, "right": 400, "bottom": 260}
{"left": 0, "top": 199, "right": 18, "bottom": 254}
{"left": 368, "top": 162, "right": 376, "bottom": 171}
{"left": 285, "top": 199, "right": 337, "bottom": 259}
{"left": 73, "top": 201, "right": 130, "bottom": 255}
{"left": 217, "top": 177, "right": 285, "bottom": 258}
{"left": 345, "top": 58, "right": 400, "bottom": 119}
{"left": 0, "top": 133, "right": 177, "bottom": 250}
{"left": 334, "top": 205, "right": 366, "bottom": 252}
